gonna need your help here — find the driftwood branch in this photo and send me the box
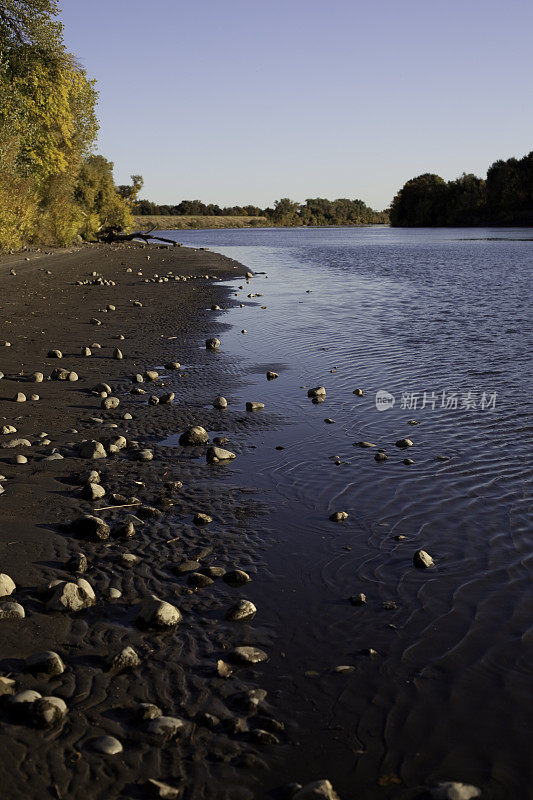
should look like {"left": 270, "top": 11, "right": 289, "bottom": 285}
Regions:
{"left": 97, "top": 225, "right": 178, "bottom": 246}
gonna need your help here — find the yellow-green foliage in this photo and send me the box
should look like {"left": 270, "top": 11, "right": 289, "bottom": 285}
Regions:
{"left": 0, "top": 1, "right": 137, "bottom": 249}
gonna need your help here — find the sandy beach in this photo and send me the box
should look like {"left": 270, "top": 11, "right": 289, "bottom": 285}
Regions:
{"left": 0, "top": 242, "right": 288, "bottom": 800}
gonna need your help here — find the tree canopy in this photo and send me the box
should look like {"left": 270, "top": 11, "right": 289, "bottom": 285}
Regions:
{"left": 0, "top": 0, "right": 139, "bottom": 249}
{"left": 390, "top": 152, "right": 533, "bottom": 227}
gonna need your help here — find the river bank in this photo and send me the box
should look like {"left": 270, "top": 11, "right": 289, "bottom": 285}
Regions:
{"left": 0, "top": 242, "right": 293, "bottom": 800}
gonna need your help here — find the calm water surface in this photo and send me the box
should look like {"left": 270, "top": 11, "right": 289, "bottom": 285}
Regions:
{"left": 164, "top": 227, "right": 532, "bottom": 798}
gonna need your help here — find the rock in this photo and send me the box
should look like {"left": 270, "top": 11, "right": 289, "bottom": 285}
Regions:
{"left": 138, "top": 448, "right": 154, "bottom": 461}
{"left": 120, "top": 553, "right": 140, "bottom": 568}
{"left": 101, "top": 396, "right": 120, "bottom": 410}
{"left": 73, "top": 514, "right": 110, "bottom": 541}
{"left": 307, "top": 386, "right": 326, "bottom": 398}
{"left": 107, "top": 435, "right": 127, "bottom": 451}
{"left": 1, "top": 425, "right": 17, "bottom": 434}
{"left": 0, "top": 574, "right": 16, "bottom": 597}
{"left": 14, "top": 454, "right": 28, "bottom": 464}
{"left": 0, "top": 601, "right": 25, "bottom": 619}
{"left": 374, "top": 452, "right": 388, "bottom": 462}
{"left": 206, "top": 446, "right": 236, "bottom": 463}
{"left": 324, "top": 418, "right": 335, "bottom": 424}
{"left": 430, "top": 782, "right": 481, "bottom": 800}
{"left": 354, "top": 441, "right": 376, "bottom": 448}
{"left": 165, "top": 362, "right": 181, "bottom": 371}
{"left": 200, "top": 565, "right": 226, "bottom": 579}
{"left": 173, "top": 559, "right": 201, "bottom": 575}
{"left": 144, "top": 370, "right": 159, "bottom": 381}
{"left": 46, "top": 579, "right": 95, "bottom": 612}
{"left": 90, "top": 318, "right": 101, "bottom": 326}
{"left": 107, "top": 588, "right": 122, "bottom": 600}
{"left": 246, "top": 271, "right": 253, "bottom": 278}
{"left": 4, "top": 438, "right": 31, "bottom": 448}
{"left": 112, "top": 521, "right": 135, "bottom": 540}
{"left": 47, "top": 349, "right": 62, "bottom": 358}
{"left": 82, "top": 483, "right": 106, "bottom": 501}
{"left": 206, "top": 337, "right": 220, "bottom": 351}
{"left": 81, "top": 346, "right": 91, "bottom": 357}
{"left": 135, "top": 702, "right": 162, "bottom": 721}
{"left": 223, "top": 569, "right": 251, "bottom": 587}
{"left": 217, "top": 659, "right": 233, "bottom": 678}
{"left": 136, "top": 505, "right": 161, "bottom": 519}
{"left": 228, "top": 646, "right": 268, "bottom": 664}
{"left": 89, "top": 735, "right": 123, "bottom": 755}
{"left": 403, "top": 458, "right": 414, "bottom": 465}
{"left": 136, "top": 596, "right": 182, "bottom": 629}
{"left": 9, "top": 689, "right": 41, "bottom": 707}
{"left": 250, "top": 728, "right": 279, "bottom": 745}
{"left": 329, "top": 511, "right": 348, "bottom": 522}
{"left": 353, "top": 388, "right": 364, "bottom": 396}
{"left": 108, "top": 646, "right": 141, "bottom": 673}
{"left": 80, "top": 440, "right": 107, "bottom": 459}
{"left": 92, "top": 382, "right": 112, "bottom": 394}
{"left": 32, "top": 372, "right": 44, "bottom": 382}
{"left": 293, "top": 780, "right": 341, "bottom": 800}
{"left": 67, "top": 552, "right": 88, "bottom": 573}
{"left": 349, "top": 593, "right": 367, "bottom": 606}
{"left": 30, "top": 394, "right": 39, "bottom": 401}
{"left": 113, "top": 348, "right": 123, "bottom": 359}
{"left": 225, "top": 599, "right": 257, "bottom": 621}
{"left": 179, "top": 425, "right": 209, "bottom": 446}
{"left": 413, "top": 549, "right": 434, "bottom": 568}
{"left": 266, "top": 371, "right": 278, "bottom": 380}
{"left": 68, "top": 371, "right": 78, "bottom": 381}
{"left": 0, "top": 676, "right": 16, "bottom": 696}
{"left": 44, "top": 452, "right": 63, "bottom": 461}
{"left": 14, "top": 392, "right": 26, "bottom": 403}
{"left": 146, "top": 715, "right": 185, "bottom": 739}
{"left": 234, "top": 688, "right": 267, "bottom": 713}
{"left": 32, "top": 696, "right": 67, "bottom": 727}
{"left": 213, "top": 396, "right": 227, "bottom": 409}
{"left": 187, "top": 572, "right": 214, "bottom": 588}
{"left": 25, "top": 651, "right": 65, "bottom": 676}
{"left": 246, "top": 401, "right": 264, "bottom": 411}
{"left": 395, "top": 438, "right": 413, "bottom": 448}
{"left": 148, "top": 395, "right": 159, "bottom": 406}
{"left": 159, "top": 392, "right": 174, "bottom": 404}
{"left": 193, "top": 512, "right": 212, "bottom": 526}
{"left": 146, "top": 778, "right": 180, "bottom": 799}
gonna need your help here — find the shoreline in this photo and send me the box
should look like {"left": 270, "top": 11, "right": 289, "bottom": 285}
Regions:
{"left": 0, "top": 242, "right": 288, "bottom": 799}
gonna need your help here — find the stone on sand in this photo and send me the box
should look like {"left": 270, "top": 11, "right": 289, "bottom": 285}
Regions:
{"left": 413, "top": 549, "right": 434, "bottom": 568}
{"left": 89, "top": 735, "right": 123, "bottom": 755}
{"left": 108, "top": 646, "right": 141, "bottom": 673}
{"left": 24, "top": 651, "right": 65, "bottom": 676}
{"left": 225, "top": 599, "right": 257, "bottom": 621}
{"left": 329, "top": 511, "right": 349, "bottom": 522}
{"left": 73, "top": 514, "right": 110, "bottom": 541}
{"left": 293, "top": 780, "right": 341, "bottom": 800}
{"left": 395, "top": 438, "right": 413, "bottom": 448}
{"left": 246, "top": 401, "right": 264, "bottom": 411}
{"left": 81, "top": 482, "right": 106, "bottom": 501}
{"left": 266, "top": 371, "right": 278, "bottom": 380}
{"left": 179, "top": 425, "right": 209, "bottom": 446}
{"left": 101, "top": 396, "right": 120, "bottom": 410}
{"left": 213, "top": 396, "right": 228, "bottom": 409}
{"left": 146, "top": 715, "right": 185, "bottom": 739}
{"left": 0, "top": 572, "right": 17, "bottom": 597}
{"left": 228, "top": 646, "right": 268, "bottom": 664}
{"left": 223, "top": 569, "right": 251, "bottom": 587}
{"left": 0, "top": 601, "right": 24, "bottom": 619}
{"left": 46, "top": 579, "right": 95, "bottom": 612}
{"left": 206, "top": 337, "right": 220, "bottom": 351}
{"left": 206, "top": 446, "right": 236, "bottom": 463}
{"left": 32, "top": 696, "right": 67, "bottom": 727}
{"left": 80, "top": 440, "right": 107, "bottom": 459}
{"left": 136, "top": 596, "right": 182, "bottom": 629}
{"left": 430, "top": 783, "right": 481, "bottom": 800}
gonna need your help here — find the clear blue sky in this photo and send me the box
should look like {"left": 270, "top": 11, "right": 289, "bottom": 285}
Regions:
{"left": 60, "top": 0, "right": 533, "bottom": 210}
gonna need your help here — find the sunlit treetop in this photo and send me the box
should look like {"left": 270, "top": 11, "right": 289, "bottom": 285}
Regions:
{"left": 0, "top": 0, "right": 63, "bottom": 50}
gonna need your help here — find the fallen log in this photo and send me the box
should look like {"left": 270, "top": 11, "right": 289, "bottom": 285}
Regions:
{"left": 97, "top": 225, "right": 179, "bottom": 246}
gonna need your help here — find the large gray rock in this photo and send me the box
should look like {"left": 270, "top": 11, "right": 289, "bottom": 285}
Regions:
{"left": 46, "top": 579, "right": 95, "bottom": 612}
{"left": 79, "top": 440, "right": 107, "bottom": 459}
{"left": 413, "top": 549, "right": 434, "bottom": 568}
{"left": 25, "top": 651, "right": 65, "bottom": 676}
{"left": 108, "top": 646, "right": 141, "bottom": 673}
{"left": 225, "top": 599, "right": 257, "bottom": 621}
{"left": 136, "top": 596, "right": 182, "bottom": 629}
{"left": 32, "top": 696, "right": 67, "bottom": 727}
{"left": 73, "top": 514, "right": 110, "bottom": 541}
{"left": 0, "top": 573, "right": 16, "bottom": 597}
{"left": 179, "top": 425, "right": 209, "bottom": 446}
{"left": 206, "top": 446, "right": 236, "bottom": 463}
{"left": 146, "top": 715, "right": 185, "bottom": 739}
{"left": 0, "top": 601, "right": 25, "bottom": 619}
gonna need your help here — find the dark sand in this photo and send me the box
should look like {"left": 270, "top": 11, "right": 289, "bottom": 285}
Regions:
{"left": 0, "top": 243, "right": 285, "bottom": 800}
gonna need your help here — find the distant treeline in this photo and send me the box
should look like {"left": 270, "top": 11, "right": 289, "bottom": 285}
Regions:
{"left": 390, "top": 151, "right": 533, "bottom": 227}
{"left": 134, "top": 197, "right": 389, "bottom": 226}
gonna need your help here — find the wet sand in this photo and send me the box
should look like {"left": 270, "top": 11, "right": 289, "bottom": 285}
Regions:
{"left": 0, "top": 243, "right": 286, "bottom": 800}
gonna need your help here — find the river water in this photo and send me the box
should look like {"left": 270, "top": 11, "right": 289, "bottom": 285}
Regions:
{"left": 162, "top": 226, "right": 532, "bottom": 799}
